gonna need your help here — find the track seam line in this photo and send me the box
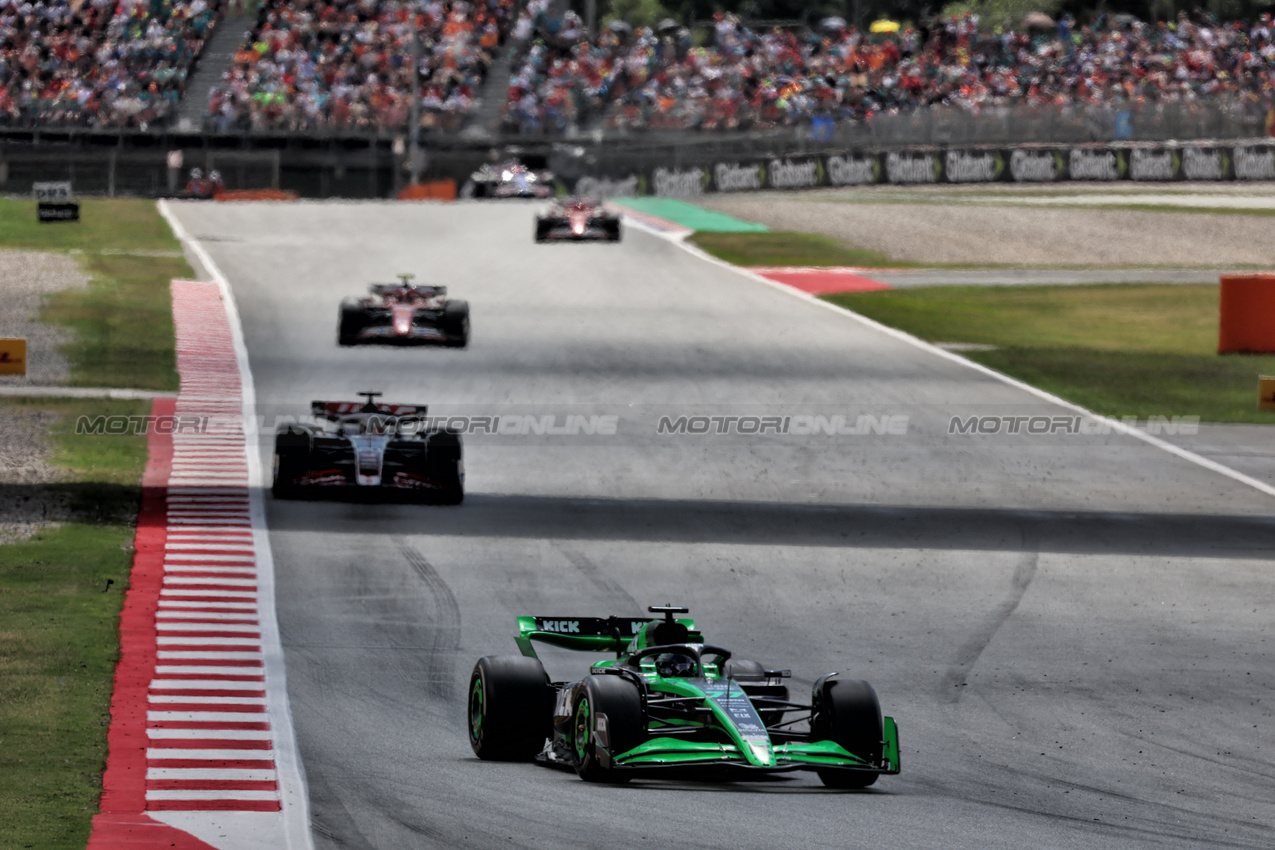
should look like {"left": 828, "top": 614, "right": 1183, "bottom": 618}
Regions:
{"left": 158, "top": 200, "right": 316, "bottom": 850}
{"left": 623, "top": 213, "right": 1275, "bottom": 501}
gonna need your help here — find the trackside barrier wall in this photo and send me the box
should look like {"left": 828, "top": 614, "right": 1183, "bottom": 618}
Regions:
{"left": 5, "top": 139, "right": 1275, "bottom": 199}
{"left": 564, "top": 142, "right": 1275, "bottom": 197}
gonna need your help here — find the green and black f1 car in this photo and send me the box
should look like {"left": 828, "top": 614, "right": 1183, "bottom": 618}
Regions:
{"left": 467, "top": 606, "right": 900, "bottom": 787}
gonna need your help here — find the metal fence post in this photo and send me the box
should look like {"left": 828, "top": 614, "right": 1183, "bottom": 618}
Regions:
{"left": 108, "top": 149, "right": 116, "bottom": 197}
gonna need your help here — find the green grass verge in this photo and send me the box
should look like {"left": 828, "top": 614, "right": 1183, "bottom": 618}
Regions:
{"left": 689, "top": 230, "right": 919, "bottom": 268}
{"left": 0, "top": 397, "right": 154, "bottom": 843}
{"left": 0, "top": 523, "right": 137, "bottom": 850}
{"left": 0, "top": 198, "right": 188, "bottom": 391}
{"left": 827, "top": 283, "right": 1275, "bottom": 424}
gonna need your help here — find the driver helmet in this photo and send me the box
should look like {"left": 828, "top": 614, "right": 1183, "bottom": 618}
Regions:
{"left": 209, "top": 169, "right": 222, "bottom": 182}
{"left": 190, "top": 167, "right": 202, "bottom": 179}
{"left": 654, "top": 652, "right": 696, "bottom": 678}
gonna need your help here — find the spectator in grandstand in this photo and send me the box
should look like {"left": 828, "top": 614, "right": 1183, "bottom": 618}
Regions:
{"left": 206, "top": 0, "right": 515, "bottom": 133}
{"left": 0, "top": 0, "right": 222, "bottom": 129}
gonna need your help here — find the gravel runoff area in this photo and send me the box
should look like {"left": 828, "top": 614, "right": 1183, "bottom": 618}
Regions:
{"left": 0, "top": 250, "right": 89, "bottom": 540}
{"left": 0, "top": 408, "right": 69, "bottom": 543}
{"left": 699, "top": 189, "right": 1275, "bottom": 267}
{"left": 0, "top": 249, "right": 88, "bottom": 386}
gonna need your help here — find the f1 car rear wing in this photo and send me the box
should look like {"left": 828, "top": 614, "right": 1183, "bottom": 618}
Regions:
{"left": 369, "top": 283, "right": 446, "bottom": 297}
{"left": 311, "top": 400, "right": 428, "bottom": 419}
{"left": 515, "top": 615, "right": 701, "bottom": 658}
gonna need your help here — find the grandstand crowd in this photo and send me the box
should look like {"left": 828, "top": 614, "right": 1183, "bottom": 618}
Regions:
{"left": 206, "top": 0, "right": 515, "bottom": 132}
{"left": 0, "top": 0, "right": 221, "bottom": 128}
{"left": 502, "top": 7, "right": 1275, "bottom": 134}
{"left": 2, "top": 0, "right": 1275, "bottom": 135}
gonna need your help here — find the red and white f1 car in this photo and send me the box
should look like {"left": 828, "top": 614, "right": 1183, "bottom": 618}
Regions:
{"left": 535, "top": 197, "right": 622, "bottom": 242}
{"left": 338, "top": 274, "right": 469, "bottom": 347}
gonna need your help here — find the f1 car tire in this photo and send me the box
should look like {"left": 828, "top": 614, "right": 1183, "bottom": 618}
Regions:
{"left": 338, "top": 298, "right": 365, "bottom": 346}
{"left": 606, "top": 220, "right": 622, "bottom": 242}
{"left": 468, "top": 655, "right": 553, "bottom": 761}
{"left": 811, "top": 676, "right": 883, "bottom": 789}
{"left": 571, "top": 675, "right": 642, "bottom": 783}
{"left": 271, "top": 430, "right": 310, "bottom": 499}
{"left": 424, "top": 430, "right": 464, "bottom": 504}
{"left": 442, "top": 300, "right": 470, "bottom": 348}
{"left": 534, "top": 219, "right": 550, "bottom": 243}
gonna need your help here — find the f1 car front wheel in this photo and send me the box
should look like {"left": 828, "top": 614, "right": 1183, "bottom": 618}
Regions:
{"left": 811, "top": 676, "right": 883, "bottom": 789}
{"left": 571, "top": 675, "right": 642, "bottom": 783}
{"left": 468, "top": 655, "right": 552, "bottom": 760}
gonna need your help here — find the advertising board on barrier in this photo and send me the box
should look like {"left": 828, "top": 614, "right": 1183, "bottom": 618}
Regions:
{"left": 652, "top": 166, "right": 708, "bottom": 196}
{"left": 576, "top": 174, "right": 644, "bottom": 198}
{"left": 1009, "top": 149, "right": 1064, "bottom": 182}
{"left": 826, "top": 153, "right": 882, "bottom": 185}
{"left": 944, "top": 150, "right": 1005, "bottom": 183}
{"left": 767, "top": 158, "right": 824, "bottom": 190}
{"left": 714, "top": 161, "right": 765, "bottom": 192}
{"left": 1233, "top": 146, "right": 1275, "bottom": 180}
{"left": 1180, "top": 146, "right": 1230, "bottom": 181}
{"left": 1068, "top": 148, "right": 1126, "bottom": 181}
{"left": 608, "top": 140, "right": 1275, "bottom": 199}
{"left": 886, "top": 152, "right": 941, "bottom": 184}
{"left": 1130, "top": 148, "right": 1180, "bottom": 181}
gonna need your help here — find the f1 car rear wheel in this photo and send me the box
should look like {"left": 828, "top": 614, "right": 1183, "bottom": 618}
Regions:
{"left": 606, "top": 219, "right": 621, "bottom": 242}
{"left": 811, "top": 676, "right": 883, "bottom": 789}
{"left": 423, "top": 430, "right": 463, "bottom": 504}
{"left": 271, "top": 431, "right": 310, "bottom": 499}
{"left": 571, "top": 675, "right": 642, "bottom": 783}
{"left": 442, "top": 300, "right": 470, "bottom": 348}
{"left": 534, "top": 219, "right": 550, "bottom": 242}
{"left": 468, "top": 655, "right": 553, "bottom": 760}
{"left": 337, "top": 298, "right": 365, "bottom": 346}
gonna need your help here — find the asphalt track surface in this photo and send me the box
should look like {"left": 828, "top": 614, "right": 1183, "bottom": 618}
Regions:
{"left": 167, "top": 200, "right": 1275, "bottom": 850}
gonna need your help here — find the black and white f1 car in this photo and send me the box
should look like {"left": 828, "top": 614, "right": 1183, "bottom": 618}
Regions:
{"left": 338, "top": 274, "right": 469, "bottom": 347}
{"left": 272, "top": 392, "right": 463, "bottom": 504}
{"left": 465, "top": 161, "right": 556, "bottom": 199}
{"left": 534, "top": 197, "right": 622, "bottom": 242}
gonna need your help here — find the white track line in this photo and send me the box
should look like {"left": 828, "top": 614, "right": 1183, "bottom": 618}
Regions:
{"left": 624, "top": 213, "right": 1275, "bottom": 501}
{"left": 158, "top": 200, "right": 315, "bottom": 850}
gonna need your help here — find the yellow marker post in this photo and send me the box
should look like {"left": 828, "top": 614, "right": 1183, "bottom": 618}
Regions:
{"left": 0, "top": 338, "right": 25, "bottom": 375}
{"left": 1260, "top": 376, "right": 1275, "bottom": 412}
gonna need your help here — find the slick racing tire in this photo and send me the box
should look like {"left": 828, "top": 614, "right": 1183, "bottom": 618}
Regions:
{"left": 442, "top": 300, "right": 470, "bottom": 348}
{"left": 468, "top": 655, "right": 553, "bottom": 760}
{"left": 811, "top": 676, "right": 883, "bottom": 789}
{"left": 534, "top": 219, "right": 550, "bottom": 243}
{"left": 606, "top": 219, "right": 621, "bottom": 242}
{"left": 423, "top": 430, "right": 463, "bottom": 504}
{"left": 571, "top": 675, "right": 642, "bottom": 783}
{"left": 271, "top": 430, "right": 310, "bottom": 499}
{"left": 338, "top": 298, "right": 365, "bottom": 346}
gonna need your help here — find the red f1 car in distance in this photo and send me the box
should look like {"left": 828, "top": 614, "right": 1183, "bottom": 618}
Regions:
{"left": 535, "top": 197, "right": 622, "bottom": 243}
{"left": 339, "top": 274, "right": 469, "bottom": 347}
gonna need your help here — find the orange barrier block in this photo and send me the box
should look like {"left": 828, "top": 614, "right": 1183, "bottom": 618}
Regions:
{"left": 1219, "top": 274, "right": 1275, "bottom": 353}
{"left": 215, "top": 189, "right": 299, "bottom": 202}
{"left": 1260, "top": 376, "right": 1275, "bottom": 411}
{"left": 398, "top": 180, "right": 457, "bottom": 201}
